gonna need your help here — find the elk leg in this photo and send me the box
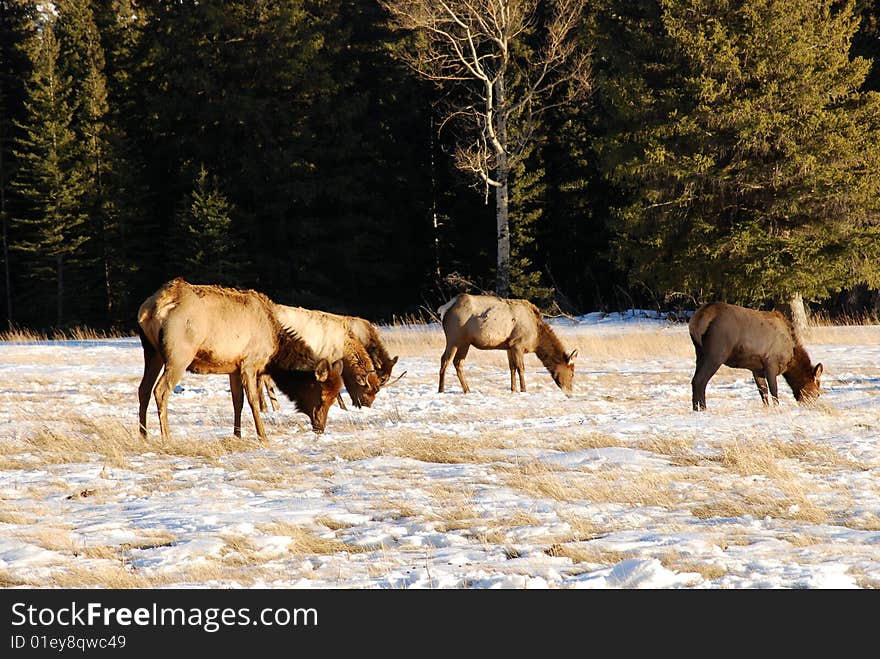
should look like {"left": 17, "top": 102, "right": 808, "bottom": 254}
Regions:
{"left": 752, "top": 371, "right": 770, "bottom": 405}
{"left": 229, "top": 373, "right": 244, "bottom": 438}
{"left": 257, "top": 375, "right": 268, "bottom": 412}
{"left": 507, "top": 348, "right": 527, "bottom": 392}
{"left": 515, "top": 350, "right": 526, "bottom": 392}
{"left": 337, "top": 394, "right": 348, "bottom": 411}
{"left": 241, "top": 369, "right": 268, "bottom": 444}
{"left": 691, "top": 356, "right": 722, "bottom": 411}
{"left": 265, "top": 377, "right": 280, "bottom": 412}
{"left": 453, "top": 344, "right": 471, "bottom": 394}
{"left": 763, "top": 361, "right": 780, "bottom": 405}
{"left": 257, "top": 376, "right": 279, "bottom": 413}
{"left": 138, "top": 350, "right": 164, "bottom": 437}
{"left": 507, "top": 349, "right": 517, "bottom": 391}
{"left": 153, "top": 361, "right": 187, "bottom": 441}
{"left": 439, "top": 344, "right": 458, "bottom": 393}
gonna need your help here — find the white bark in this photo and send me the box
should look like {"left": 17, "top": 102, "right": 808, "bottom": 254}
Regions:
{"left": 382, "top": 0, "right": 590, "bottom": 297}
{"left": 789, "top": 292, "right": 810, "bottom": 340}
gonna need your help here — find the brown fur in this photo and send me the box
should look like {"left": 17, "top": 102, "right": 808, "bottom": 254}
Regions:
{"left": 137, "top": 278, "right": 344, "bottom": 442}
{"left": 689, "top": 302, "right": 823, "bottom": 410}
{"left": 263, "top": 305, "right": 382, "bottom": 410}
{"left": 437, "top": 293, "right": 577, "bottom": 394}
{"left": 316, "top": 311, "right": 399, "bottom": 386}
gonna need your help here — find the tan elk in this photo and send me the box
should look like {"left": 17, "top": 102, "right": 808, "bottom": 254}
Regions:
{"left": 437, "top": 293, "right": 577, "bottom": 394}
{"left": 315, "top": 310, "right": 399, "bottom": 386}
{"left": 261, "top": 304, "right": 381, "bottom": 410}
{"left": 689, "top": 302, "right": 823, "bottom": 410}
{"left": 137, "top": 278, "right": 344, "bottom": 443}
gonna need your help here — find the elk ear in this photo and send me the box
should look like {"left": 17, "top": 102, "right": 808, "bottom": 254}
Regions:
{"left": 355, "top": 374, "right": 368, "bottom": 386}
{"left": 567, "top": 349, "right": 578, "bottom": 363}
{"left": 331, "top": 359, "right": 344, "bottom": 376}
{"left": 813, "top": 363, "right": 823, "bottom": 379}
{"left": 390, "top": 356, "right": 399, "bottom": 367}
{"left": 314, "top": 359, "right": 331, "bottom": 382}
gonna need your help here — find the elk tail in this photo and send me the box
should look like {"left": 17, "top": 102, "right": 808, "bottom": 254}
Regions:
{"left": 437, "top": 296, "right": 458, "bottom": 322}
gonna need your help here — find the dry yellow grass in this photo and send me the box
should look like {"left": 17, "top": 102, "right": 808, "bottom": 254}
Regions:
{"left": 716, "top": 439, "right": 793, "bottom": 479}
{"left": 121, "top": 532, "right": 177, "bottom": 551}
{"left": 0, "top": 320, "right": 876, "bottom": 588}
{"left": 0, "top": 569, "right": 29, "bottom": 587}
{"left": 844, "top": 512, "right": 880, "bottom": 531}
{"left": 18, "top": 415, "right": 264, "bottom": 466}
{"left": 0, "top": 509, "right": 33, "bottom": 525}
{"left": 777, "top": 532, "right": 825, "bottom": 547}
{"left": 566, "top": 327, "right": 692, "bottom": 361}
{"left": 545, "top": 542, "right": 630, "bottom": 567}
{"left": 500, "top": 462, "right": 684, "bottom": 509}
{"left": 433, "top": 509, "right": 481, "bottom": 532}
{"left": 712, "top": 436, "right": 863, "bottom": 475}
{"left": 80, "top": 545, "right": 123, "bottom": 561}
{"left": 691, "top": 485, "right": 829, "bottom": 524}
{"left": 849, "top": 567, "right": 880, "bottom": 590}
{"left": 635, "top": 434, "right": 704, "bottom": 466}
{"left": 19, "top": 526, "right": 77, "bottom": 553}
{"left": 261, "top": 521, "right": 376, "bottom": 555}
{"left": 552, "top": 432, "right": 625, "bottom": 453}
{"left": 45, "top": 564, "right": 154, "bottom": 588}
{"left": 385, "top": 432, "right": 505, "bottom": 464}
{"left": 656, "top": 553, "right": 728, "bottom": 581}
{"left": 315, "top": 515, "right": 355, "bottom": 531}
{"left": 0, "top": 326, "right": 132, "bottom": 342}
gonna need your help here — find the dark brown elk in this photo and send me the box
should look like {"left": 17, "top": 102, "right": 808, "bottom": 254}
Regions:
{"left": 437, "top": 293, "right": 577, "bottom": 394}
{"left": 137, "top": 278, "right": 344, "bottom": 443}
{"left": 261, "top": 304, "right": 381, "bottom": 410}
{"left": 316, "top": 310, "right": 399, "bottom": 386}
{"left": 689, "top": 302, "right": 823, "bottom": 410}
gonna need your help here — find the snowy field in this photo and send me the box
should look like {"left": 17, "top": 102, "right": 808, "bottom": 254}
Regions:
{"left": 1, "top": 311, "right": 879, "bottom": 589}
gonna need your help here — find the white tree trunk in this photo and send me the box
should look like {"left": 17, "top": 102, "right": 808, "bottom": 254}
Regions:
{"left": 494, "top": 75, "right": 510, "bottom": 298}
{"left": 788, "top": 292, "right": 809, "bottom": 339}
{"left": 496, "top": 179, "right": 510, "bottom": 297}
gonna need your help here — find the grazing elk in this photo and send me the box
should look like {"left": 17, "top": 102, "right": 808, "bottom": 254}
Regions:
{"left": 437, "top": 293, "right": 577, "bottom": 394}
{"left": 316, "top": 310, "right": 399, "bottom": 386}
{"left": 689, "top": 302, "right": 823, "bottom": 410}
{"left": 262, "top": 304, "right": 381, "bottom": 410}
{"left": 137, "top": 278, "right": 344, "bottom": 443}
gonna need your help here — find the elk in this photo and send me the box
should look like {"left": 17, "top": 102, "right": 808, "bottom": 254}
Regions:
{"left": 437, "top": 293, "right": 577, "bottom": 394}
{"left": 315, "top": 310, "right": 399, "bottom": 386}
{"left": 261, "top": 304, "right": 381, "bottom": 410}
{"left": 689, "top": 301, "right": 823, "bottom": 410}
{"left": 137, "top": 278, "right": 344, "bottom": 443}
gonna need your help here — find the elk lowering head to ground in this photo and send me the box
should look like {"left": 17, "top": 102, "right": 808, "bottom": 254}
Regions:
{"left": 137, "top": 278, "right": 344, "bottom": 442}
{"left": 315, "top": 310, "right": 399, "bottom": 386}
{"left": 263, "top": 304, "right": 381, "bottom": 410}
{"left": 689, "top": 301, "right": 823, "bottom": 411}
{"left": 437, "top": 293, "right": 577, "bottom": 394}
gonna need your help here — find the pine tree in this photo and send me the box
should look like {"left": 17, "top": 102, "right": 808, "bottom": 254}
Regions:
{"left": 174, "top": 166, "right": 242, "bottom": 286}
{"left": 509, "top": 144, "right": 554, "bottom": 305}
{"left": 12, "top": 19, "right": 87, "bottom": 327}
{"left": 595, "top": 0, "right": 880, "bottom": 310}
{"left": 92, "top": 0, "right": 154, "bottom": 326}
{"left": 54, "top": 0, "right": 120, "bottom": 325}
{"left": 0, "top": 0, "right": 36, "bottom": 327}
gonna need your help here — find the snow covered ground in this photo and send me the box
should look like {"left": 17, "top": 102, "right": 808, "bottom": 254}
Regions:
{"left": 0, "top": 310, "right": 878, "bottom": 589}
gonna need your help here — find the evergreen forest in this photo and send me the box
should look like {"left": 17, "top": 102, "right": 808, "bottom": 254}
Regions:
{"left": 3, "top": 0, "right": 880, "bottom": 331}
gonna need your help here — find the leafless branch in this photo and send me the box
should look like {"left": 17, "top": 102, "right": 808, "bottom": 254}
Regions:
{"left": 382, "top": 0, "right": 591, "bottom": 186}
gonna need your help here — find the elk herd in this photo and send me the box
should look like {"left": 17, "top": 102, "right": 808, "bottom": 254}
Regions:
{"left": 136, "top": 279, "right": 824, "bottom": 443}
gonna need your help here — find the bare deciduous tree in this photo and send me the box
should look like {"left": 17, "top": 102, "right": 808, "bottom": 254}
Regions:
{"left": 382, "top": 0, "right": 590, "bottom": 297}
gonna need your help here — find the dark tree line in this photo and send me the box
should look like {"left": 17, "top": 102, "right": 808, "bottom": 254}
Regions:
{"left": 2, "top": 0, "right": 880, "bottom": 332}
